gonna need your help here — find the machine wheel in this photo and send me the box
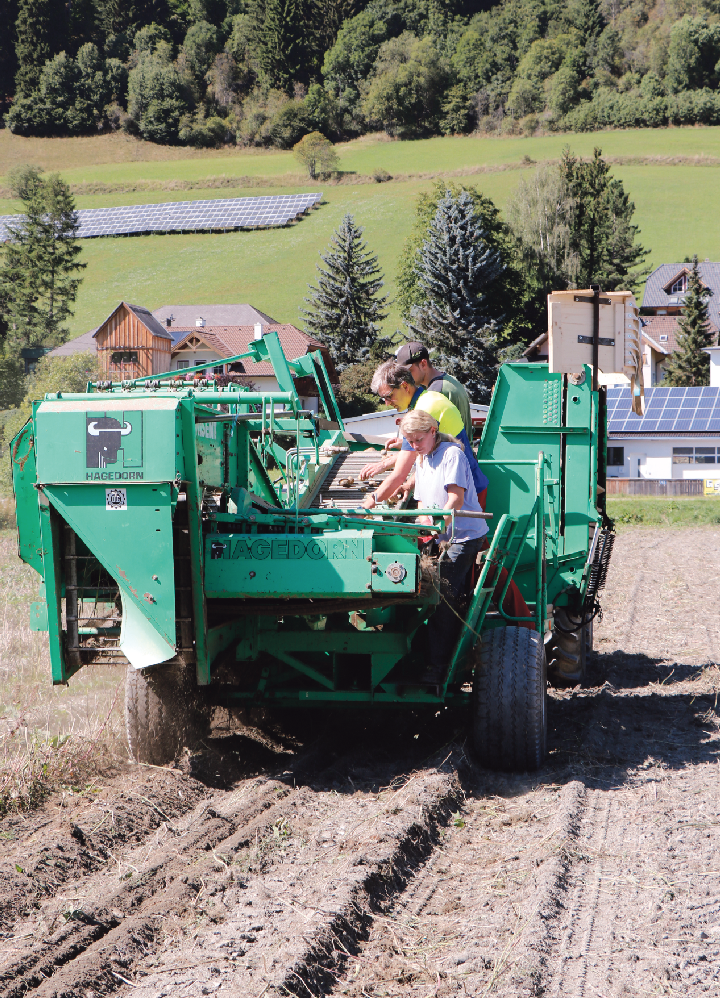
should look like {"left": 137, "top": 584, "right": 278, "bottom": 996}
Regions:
{"left": 548, "top": 608, "right": 592, "bottom": 687}
{"left": 472, "top": 626, "right": 547, "bottom": 772}
{"left": 125, "top": 661, "right": 210, "bottom": 766}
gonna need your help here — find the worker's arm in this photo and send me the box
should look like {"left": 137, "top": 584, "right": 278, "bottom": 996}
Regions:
{"left": 359, "top": 452, "right": 397, "bottom": 480}
{"left": 362, "top": 450, "right": 416, "bottom": 508}
{"left": 417, "top": 484, "right": 464, "bottom": 528}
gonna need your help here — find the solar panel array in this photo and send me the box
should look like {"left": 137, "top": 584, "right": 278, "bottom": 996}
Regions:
{"left": 607, "top": 386, "right": 720, "bottom": 433}
{"left": 0, "top": 193, "right": 323, "bottom": 241}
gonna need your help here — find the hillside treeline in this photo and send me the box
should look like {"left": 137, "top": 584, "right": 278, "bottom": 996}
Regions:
{"left": 3, "top": 0, "right": 720, "bottom": 148}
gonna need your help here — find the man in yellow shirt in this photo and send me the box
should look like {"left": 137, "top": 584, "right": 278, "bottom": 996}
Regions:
{"left": 360, "top": 360, "right": 488, "bottom": 508}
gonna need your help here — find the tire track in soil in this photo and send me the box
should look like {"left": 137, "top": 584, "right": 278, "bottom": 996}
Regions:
{"left": 0, "top": 773, "right": 302, "bottom": 998}
{"left": 3, "top": 528, "right": 720, "bottom": 998}
{"left": 0, "top": 734, "right": 464, "bottom": 998}
{"left": 329, "top": 780, "right": 588, "bottom": 997}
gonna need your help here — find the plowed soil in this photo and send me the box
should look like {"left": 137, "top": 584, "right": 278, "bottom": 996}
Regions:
{"left": 1, "top": 526, "right": 719, "bottom": 998}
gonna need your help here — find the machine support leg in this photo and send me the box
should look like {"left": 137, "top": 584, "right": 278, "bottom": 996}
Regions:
{"left": 181, "top": 401, "right": 210, "bottom": 686}
{"left": 39, "top": 498, "right": 69, "bottom": 684}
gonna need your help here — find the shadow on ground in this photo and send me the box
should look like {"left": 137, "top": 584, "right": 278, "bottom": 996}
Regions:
{"left": 181, "top": 650, "right": 719, "bottom": 803}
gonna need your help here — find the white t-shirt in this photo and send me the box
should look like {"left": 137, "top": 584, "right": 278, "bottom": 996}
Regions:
{"left": 414, "top": 441, "right": 488, "bottom": 542}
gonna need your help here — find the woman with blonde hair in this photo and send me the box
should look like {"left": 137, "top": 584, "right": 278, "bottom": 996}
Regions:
{"left": 399, "top": 409, "right": 488, "bottom": 690}
{"left": 399, "top": 410, "right": 533, "bottom": 691}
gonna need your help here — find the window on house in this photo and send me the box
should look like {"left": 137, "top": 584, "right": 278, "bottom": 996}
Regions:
{"left": 659, "top": 334, "right": 668, "bottom": 342}
{"left": 669, "top": 275, "right": 688, "bottom": 294}
{"left": 673, "top": 447, "right": 717, "bottom": 464}
{"left": 213, "top": 365, "right": 224, "bottom": 375}
{"left": 176, "top": 360, "right": 189, "bottom": 369}
{"left": 607, "top": 447, "right": 625, "bottom": 466}
{"left": 110, "top": 351, "right": 138, "bottom": 365}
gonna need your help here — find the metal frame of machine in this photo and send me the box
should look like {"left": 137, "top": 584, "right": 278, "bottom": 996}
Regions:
{"left": 11, "top": 329, "right": 612, "bottom": 769}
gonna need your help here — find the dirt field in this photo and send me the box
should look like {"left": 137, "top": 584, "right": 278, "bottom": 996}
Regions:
{"left": 0, "top": 526, "right": 719, "bottom": 998}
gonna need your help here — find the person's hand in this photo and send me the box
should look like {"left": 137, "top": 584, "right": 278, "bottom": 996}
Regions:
{"left": 384, "top": 437, "right": 402, "bottom": 451}
{"left": 416, "top": 514, "right": 433, "bottom": 527}
{"left": 359, "top": 460, "right": 386, "bottom": 480}
{"left": 362, "top": 493, "right": 377, "bottom": 510}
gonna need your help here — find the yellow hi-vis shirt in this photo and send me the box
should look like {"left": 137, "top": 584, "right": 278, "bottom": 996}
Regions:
{"left": 411, "top": 389, "right": 464, "bottom": 437}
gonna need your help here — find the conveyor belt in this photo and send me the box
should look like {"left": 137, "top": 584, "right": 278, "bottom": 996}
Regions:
{"left": 304, "top": 451, "right": 396, "bottom": 509}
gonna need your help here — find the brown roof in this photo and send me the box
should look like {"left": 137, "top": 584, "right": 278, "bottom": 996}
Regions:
{"left": 641, "top": 314, "right": 719, "bottom": 356}
{"left": 93, "top": 301, "right": 173, "bottom": 341}
{"left": 170, "top": 324, "right": 329, "bottom": 377}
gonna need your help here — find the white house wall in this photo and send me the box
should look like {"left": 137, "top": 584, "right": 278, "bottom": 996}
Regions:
{"left": 608, "top": 436, "right": 720, "bottom": 479}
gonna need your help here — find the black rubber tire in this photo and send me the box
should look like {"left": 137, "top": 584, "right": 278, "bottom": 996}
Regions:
{"left": 125, "top": 662, "right": 210, "bottom": 766}
{"left": 472, "top": 626, "right": 547, "bottom": 772}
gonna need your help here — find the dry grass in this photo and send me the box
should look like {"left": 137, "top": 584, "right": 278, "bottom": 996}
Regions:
{"left": 0, "top": 531, "right": 126, "bottom": 812}
{"left": 0, "top": 129, "right": 286, "bottom": 177}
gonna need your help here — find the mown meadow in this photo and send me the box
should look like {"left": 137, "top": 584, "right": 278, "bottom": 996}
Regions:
{"left": 2, "top": 125, "right": 720, "bottom": 339}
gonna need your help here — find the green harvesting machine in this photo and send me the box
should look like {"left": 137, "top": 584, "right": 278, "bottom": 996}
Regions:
{"left": 11, "top": 291, "right": 628, "bottom": 772}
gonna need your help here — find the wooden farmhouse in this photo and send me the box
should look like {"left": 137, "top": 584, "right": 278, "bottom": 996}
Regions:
{"left": 93, "top": 302, "right": 174, "bottom": 379}
{"left": 86, "top": 302, "right": 337, "bottom": 410}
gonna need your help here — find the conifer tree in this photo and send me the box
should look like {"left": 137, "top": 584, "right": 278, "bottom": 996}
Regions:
{"left": 0, "top": 168, "right": 86, "bottom": 350}
{"left": 301, "top": 214, "right": 389, "bottom": 369}
{"left": 560, "top": 147, "right": 649, "bottom": 293}
{"left": 14, "top": 0, "right": 67, "bottom": 95}
{"left": 663, "top": 256, "right": 714, "bottom": 387}
{"left": 409, "top": 189, "right": 504, "bottom": 403}
{"left": 258, "top": 0, "right": 305, "bottom": 92}
{"left": 0, "top": 0, "right": 19, "bottom": 112}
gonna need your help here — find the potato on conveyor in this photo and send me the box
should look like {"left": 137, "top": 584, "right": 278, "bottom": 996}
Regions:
{"left": 338, "top": 478, "right": 355, "bottom": 488}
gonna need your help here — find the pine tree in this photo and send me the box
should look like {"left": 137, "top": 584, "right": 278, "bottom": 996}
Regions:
{"left": 560, "top": 147, "right": 649, "bottom": 293}
{"left": 663, "top": 256, "right": 715, "bottom": 387}
{"left": 409, "top": 189, "right": 504, "bottom": 403}
{"left": 258, "top": 0, "right": 305, "bottom": 92}
{"left": 300, "top": 214, "right": 389, "bottom": 370}
{"left": 0, "top": 169, "right": 86, "bottom": 350}
{"left": 14, "top": 0, "right": 67, "bottom": 95}
{"left": 0, "top": 0, "right": 19, "bottom": 112}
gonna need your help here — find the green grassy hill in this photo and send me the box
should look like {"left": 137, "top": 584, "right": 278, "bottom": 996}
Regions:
{"left": 2, "top": 127, "right": 720, "bottom": 340}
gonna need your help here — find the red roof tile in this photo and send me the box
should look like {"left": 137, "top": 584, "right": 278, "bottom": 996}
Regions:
{"left": 170, "top": 324, "right": 329, "bottom": 377}
{"left": 642, "top": 314, "right": 718, "bottom": 356}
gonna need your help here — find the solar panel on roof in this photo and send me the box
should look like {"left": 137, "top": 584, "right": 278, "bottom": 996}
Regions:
{"left": 606, "top": 386, "right": 720, "bottom": 434}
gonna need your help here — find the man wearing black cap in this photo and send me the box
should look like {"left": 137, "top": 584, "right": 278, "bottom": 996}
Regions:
{"left": 395, "top": 341, "right": 473, "bottom": 442}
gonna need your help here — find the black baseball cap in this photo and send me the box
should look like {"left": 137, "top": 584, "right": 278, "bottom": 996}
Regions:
{"left": 395, "top": 341, "right": 429, "bottom": 365}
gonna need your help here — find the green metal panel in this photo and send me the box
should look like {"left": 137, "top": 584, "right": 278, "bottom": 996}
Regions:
{"left": 30, "top": 601, "right": 48, "bottom": 631}
{"left": 195, "top": 411, "right": 225, "bottom": 488}
{"left": 10, "top": 420, "right": 44, "bottom": 575}
{"left": 35, "top": 397, "right": 181, "bottom": 484}
{"left": 370, "top": 552, "right": 417, "bottom": 594}
{"left": 42, "top": 482, "right": 176, "bottom": 663}
{"left": 479, "top": 365, "right": 560, "bottom": 533}
{"left": 204, "top": 530, "right": 374, "bottom": 597}
{"left": 563, "top": 368, "right": 597, "bottom": 557}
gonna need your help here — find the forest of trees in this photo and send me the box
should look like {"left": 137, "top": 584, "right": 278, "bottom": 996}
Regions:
{"left": 4, "top": 0, "right": 720, "bottom": 149}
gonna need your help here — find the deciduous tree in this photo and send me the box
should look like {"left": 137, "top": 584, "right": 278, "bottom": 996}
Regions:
{"left": 293, "top": 131, "right": 338, "bottom": 178}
